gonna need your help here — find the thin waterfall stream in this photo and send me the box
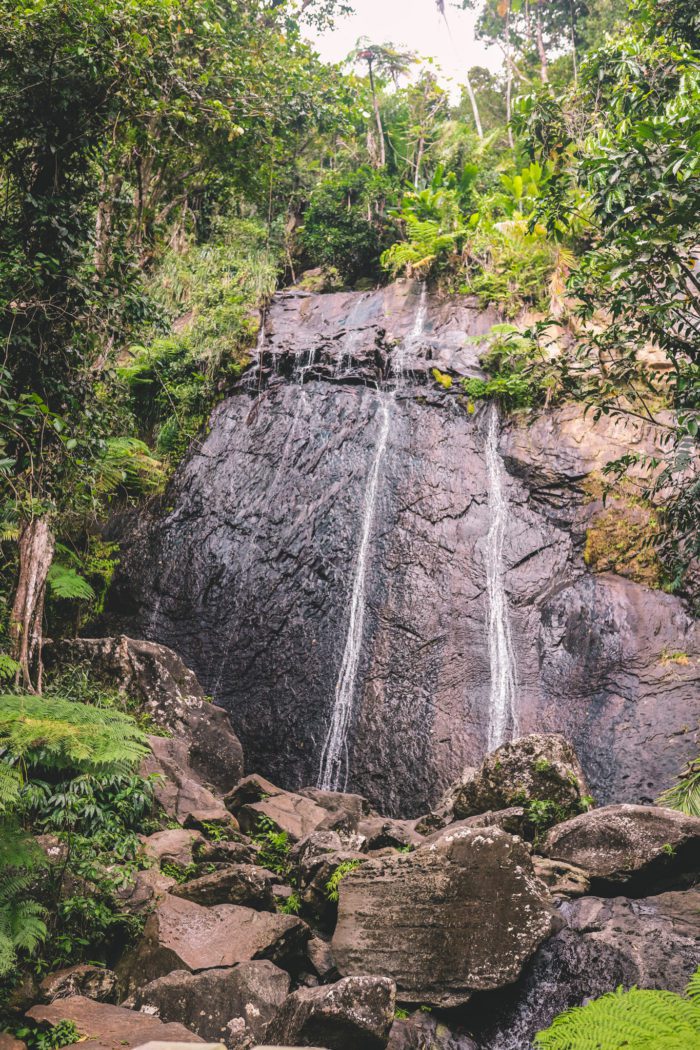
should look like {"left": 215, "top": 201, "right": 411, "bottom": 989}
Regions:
{"left": 484, "top": 400, "right": 518, "bottom": 749}
{"left": 317, "top": 283, "right": 427, "bottom": 790}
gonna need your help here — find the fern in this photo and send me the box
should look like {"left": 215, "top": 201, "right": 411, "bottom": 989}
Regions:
{"left": 0, "top": 652, "right": 20, "bottom": 682}
{"left": 47, "top": 563, "right": 96, "bottom": 601}
{"left": 0, "top": 694, "right": 149, "bottom": 773}
{"left": 0, "top": 823, "right": 48, "bottom": 975}
{"left": 535, "top": 969, "right": 700, "bottom": 1049}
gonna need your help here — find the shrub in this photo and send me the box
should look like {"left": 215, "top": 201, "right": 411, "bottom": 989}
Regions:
{"left": 300, "top": 167, "right": 400, "bottom": 285}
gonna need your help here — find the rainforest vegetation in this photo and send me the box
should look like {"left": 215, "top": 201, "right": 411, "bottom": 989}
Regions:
{"left": 0, "top": 0, "right": 698, "bottom": 1040}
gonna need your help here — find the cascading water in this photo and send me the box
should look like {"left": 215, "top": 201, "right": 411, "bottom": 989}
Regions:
{"left": 317, "top": 282, "right": 428, "bottom": 790}
{"left": 484, "top": 400, "right": 518, "bottom": 750}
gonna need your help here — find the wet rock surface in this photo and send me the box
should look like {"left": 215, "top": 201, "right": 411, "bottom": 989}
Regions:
{"left": 332, "top": 826, "right": 557, "bottom": 1006}
{"left": 107, "top": 284, "right": 700, "bottom": 817}
{"left": 387, "top": 1012, "right": 478, "bottom": 1050}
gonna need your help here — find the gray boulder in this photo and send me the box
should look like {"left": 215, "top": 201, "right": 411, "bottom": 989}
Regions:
{"left": 476, "top": 888, "right": 700, "bottom": 1050}
{"left": 118, "top": 896, "right": 309, "bottom": 992}
{"left": 132, "top": 962, "right": 290, "bottom": 1045}
{"left": 39, "top": 965, "right": 118, "bottom": 1004}
{"left": 266, "top": 975, "right": 396, "bottom": 1050}
{"left": 172, "top": 866, "right": 275, "bottom": 911}
{"left": 332, "top": 827, "right": 557, "bottom": 1007}
{"left": 142, "top": 737, "right": 235, "bottom": 826}
{"left": 141, "top": 829, "right": 203, "bottom": 870}
{"left": 539, "top": 804, "right": 700, "bottom": 891}
{"left": 47, "top": 636, "right": 243, "bottom": 792}
{"left": 451, "top": 734, "right": 589, "bottom": 821}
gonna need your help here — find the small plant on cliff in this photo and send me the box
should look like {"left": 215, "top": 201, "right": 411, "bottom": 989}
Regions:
{"left": 325, "top": 860, "right": 362, "bottom": 902}
{"left": 658, "top": 759, "right": 700, "bottom": 818}
{"left": 535, "top": 966, "right": 700, "bottom": 1049}
{"left": 252, "top": 815, "right": 292, "bottom": 880}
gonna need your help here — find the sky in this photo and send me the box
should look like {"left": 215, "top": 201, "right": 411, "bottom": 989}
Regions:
{"left": 306, "top": 0, "right": 503, "bottom": 98}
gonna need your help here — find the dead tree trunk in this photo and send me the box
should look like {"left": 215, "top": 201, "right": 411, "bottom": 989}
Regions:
{"left": 10, "top": 517, "right": 55, "bottom": 693}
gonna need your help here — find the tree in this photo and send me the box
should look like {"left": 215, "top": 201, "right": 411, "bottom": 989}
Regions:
{"left": 350, "top": 40, "right": 417, "bottom": 167}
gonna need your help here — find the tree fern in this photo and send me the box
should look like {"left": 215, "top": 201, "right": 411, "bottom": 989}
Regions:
{"left": 0, "top": 694, "right": 149, "bottom": 773}
{"left": 535, "top": 970, "right": 700, "bottom": 1049}
{"left": 47, "top": 562, "right": 96, "bottom": 601}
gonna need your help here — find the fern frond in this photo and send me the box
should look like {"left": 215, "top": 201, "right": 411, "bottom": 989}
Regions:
{"left": 47, "top": 563, "right": 96, "bottom": 601}
{"left": 0, "top": 694, "right": 149, "bottom": 773}
{"left": 535, "top": 982, "right": 700, "bottom": 1049}
{"left": 657, "top": 760, "right": 700, "bottom": 817}
{"left": 687, "top": 968, "right": 700, "bottom": 1005}
{"left": 0, "top": 653, "right": 20, "bottom": 683}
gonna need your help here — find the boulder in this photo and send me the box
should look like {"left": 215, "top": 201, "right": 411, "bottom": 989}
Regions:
{"left": 298, "top": 789, "right": 369, "bottom": 837}
{"left": 195, "top": 840, "right": 259, "bottom": 866}
{"left": 332, "top": 827, "right": 557, "bottom": 1007}
{"left": 172, "top": 866, "right": 275, "bottom": 911}
{"left": 531, "top": 857, "right": 590, "bottom": 898}
{"left": 266, "top": 975, "right": 396, "bottom": 1050}
{"left": 356, "top": 817, "right": 424, "bottom": 851}
{"left": 143, "top": 738, "right": 233, "bottom": 826}
{"left": 117, "top": 869, "right": 177, "bottom": 916}
{"left": 132, "top": 962, "right": 290, "bottom": 1045}
{"left": 237, "top": 794, "right": 329, "bottom": 844}
{"left": 118, "top": 896, "right": 309, "bottom": 992}
{"left": 224, "top": 776, "right": 281, "bottom": 814}
{"left": 539, "top": 804, "right": 700, "bottom": 892}
{"left": 142, "top": 830, "right": 203, "bottom": 870}
{"left": 387, "top": 1013, "right": 478, "bottom": 1050}
{"left": 451, "top": 734, "right": 589, "bottom": 820}
{"left": 423, "top": 810, "right": 526, "bottom": 845}
{"left": 39, "top": 965, "right": 117, "bottom": 1004}
{"left": 0, "top": 1039, "right": 26, "bottom": 1050}
{"left": 26, "top": 996, "right": 204, "bottom": 1050}
{"left": 46, "top": 636, "right": 243, "bottom": 792}
{"left": 306, "top": 937, "right": 337, "bottom": 982}
{"left": 475, "top": 888, "right": 700, "bottom": 1050}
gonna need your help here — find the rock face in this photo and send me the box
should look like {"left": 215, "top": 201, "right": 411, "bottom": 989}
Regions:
{"left": 107, "top": 282, "right": 700, "bottom": 816}
{"left": 450, "top": 733, "right": 589, "bottom": 819}
{"left": 118, "top": 896, "right": 309, "bottom": 991}
{"left": 132, "top": 962, "right": 290, "bottom": 1045}
{"left": 39, "top": 965, "right": 118, "bottom": 1004}
{"left": 387, "top": 1013, "right": 478, "bottom": 1050}
{"left": 47, "top": 636, "right": 243, "bottom": 793}
{"left": 475, "top": 888, "right": 700, "bottom": 1050}
{"left": 172, "top": 865, "right": 276, "bottom": 911}
{"left": 539, "top": 803, "right": 700, "bottom": 891}
{"left": 332, "top": 826, "right": 557, "bottom": 1006}
{"left": 266, "top": 975, "right": 396, "bottom": 1050}
{"left": 26, "top": 996, "right": 204, "bottom": 1050}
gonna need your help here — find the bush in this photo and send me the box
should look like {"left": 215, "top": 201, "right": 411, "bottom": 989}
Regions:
{"left": 299, "top": 167, "right": 400, "bottom": 285}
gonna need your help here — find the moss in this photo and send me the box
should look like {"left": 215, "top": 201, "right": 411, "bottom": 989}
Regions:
{"left": 584, "top": 502, "right": 665, "bottom": 589}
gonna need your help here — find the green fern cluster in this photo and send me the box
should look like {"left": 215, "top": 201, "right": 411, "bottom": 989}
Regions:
{"left": 535, "top": 968, "right": 700, "bottom": 1049}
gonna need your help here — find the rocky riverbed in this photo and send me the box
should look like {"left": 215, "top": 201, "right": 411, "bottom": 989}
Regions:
{"left": 18, "top": 639, "right": 700, "bottom": 1050}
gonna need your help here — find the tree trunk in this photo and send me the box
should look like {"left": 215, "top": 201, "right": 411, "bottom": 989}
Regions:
{"left": 414, "top": 134, "right": 425, "bottom": 187}
{"left": 367, "top": 60, "right": 386, "bottom": 168}
{"left": 10, "top": 517, "right": 55, "bottom": 693}
{"left": 463, "top": 69, "right": 484, "bottom": 140}
{"left": 535, "top": 0, "right": 549, "bottom": 84}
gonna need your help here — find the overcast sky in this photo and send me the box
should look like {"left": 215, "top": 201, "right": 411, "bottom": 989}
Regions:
{"left": 306, "top": 0, "right": 503, "bottom": 96}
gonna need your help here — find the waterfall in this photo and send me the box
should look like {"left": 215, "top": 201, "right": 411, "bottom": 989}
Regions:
{"left": 317, "top": 282, "right": 428, "bottom": 790}
{"left": 484, "top": 401, "right": 518, "bottom": 750}
{"left": 317, "top": 397, "right": 392, "bottom": 791}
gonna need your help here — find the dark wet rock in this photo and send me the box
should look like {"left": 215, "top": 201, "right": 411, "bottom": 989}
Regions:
{"left": 26, "top": 995, "right": 204, "bottom": 1050}
{"left": 39, "top": 965, "right": 118, "bottom": 1004}
{"left": 107, "top": 285, "right": 700, "bottom": 817}
{"left": 266, "top": 975, "right": 396, "bottom": 1050}
{"left": 451, "top": 734, "right": 589, "bottom": 820}
{"left": 332, "top": 826, "right": 557, "bottom": 1007}
{"left": 387, "top": 1012, "right": 478, "bottom": 1050}
{"left": 118, "top": 896, "right": 310, "bottom": 992}
{"left": 474, "top": 888, "right": 700, "bottom": 1050}
{"left": 299, "top": 788, "right": 369, "bottom": 837}
{"left": 531, "top": 857, "right": 590, "bottom": 898}
{"left": 225, "top": 775, "right": 281, "bottom": 814}
{"left": 46, "top": 636, "right": 243, "bottom": 793}
{"left": 172, "top": 865, "right": 275, "bottom": 911}
{"left": 539, "top": 803, "right": 700, "bottom": 892}
{"left": 132, "top": 962, "right": 290, "bottom": 1045}
{"left": 141, "top": 829, "right": 203, "bottom": 869}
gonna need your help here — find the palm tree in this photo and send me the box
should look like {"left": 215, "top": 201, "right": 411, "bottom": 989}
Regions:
{"left": 350, "top": 39, "right": 416, "bottom": 168}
